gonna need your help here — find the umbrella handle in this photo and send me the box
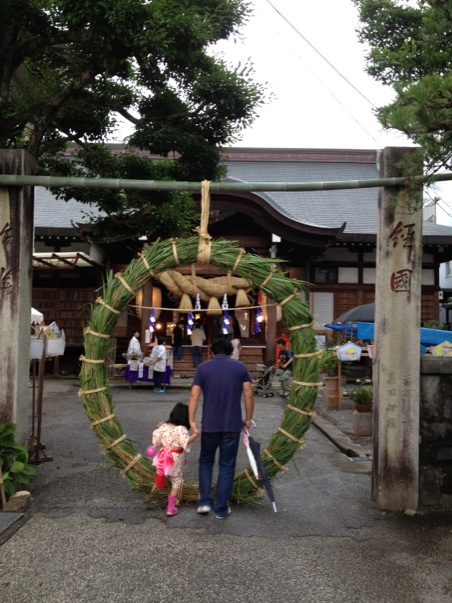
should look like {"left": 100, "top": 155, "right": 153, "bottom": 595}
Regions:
{"left": 243, "top": 420, "right": 257, "bottom": 438}
{"left": 243, "top": 420, "right": 257, "bottom": 443}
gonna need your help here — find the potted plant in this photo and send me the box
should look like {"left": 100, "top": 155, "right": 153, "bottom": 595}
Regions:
{"left": 320, "top": 346, "right": 339, "bottom": 378}
{"left": 320, "top": 347, "right": 340, "bottom": 408}
{"left": 350, "top": 385, "right": 373, "bottom": 413}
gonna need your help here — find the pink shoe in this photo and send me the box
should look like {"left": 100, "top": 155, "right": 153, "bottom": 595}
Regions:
{"left": 166, "top": 495, "right": 178, "bottom": 516}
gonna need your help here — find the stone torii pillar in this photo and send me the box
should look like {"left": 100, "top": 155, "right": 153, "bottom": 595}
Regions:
{"left": 0, "top": 150, "right": 35, "bottom": 444}
{"left": 373, "top": 147, "right": 422, "bottom": 511}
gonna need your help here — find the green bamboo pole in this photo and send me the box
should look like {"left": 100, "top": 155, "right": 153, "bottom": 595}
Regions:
{"left": 0, "top": 172, "right": 451, "bottom": 191}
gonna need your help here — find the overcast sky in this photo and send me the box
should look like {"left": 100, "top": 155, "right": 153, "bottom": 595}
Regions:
{"left": 216, "top": 0, "right": 411, "bottom": 150}
{"left": 214, "top": 0, "right": 452, "bottom": 224}
{"left": 115, "top": 0, "right": 450, "bottom": 223}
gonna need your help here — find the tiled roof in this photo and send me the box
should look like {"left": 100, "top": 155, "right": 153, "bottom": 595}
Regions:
{"left": 33, "top": 148, "right": 452, "bottom": 240}
{"left": 34, "top": 186, "right": 97, "bottom": 229}
{"left": 225, "top": 160, "right": 379, "bottom": 233}
{"left": 224, "top": 159, "right": 452, "bottom": 238}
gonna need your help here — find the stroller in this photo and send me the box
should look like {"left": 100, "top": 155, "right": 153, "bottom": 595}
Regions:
{"left": 252, "top": 364, "right": 275, "bottom": 398}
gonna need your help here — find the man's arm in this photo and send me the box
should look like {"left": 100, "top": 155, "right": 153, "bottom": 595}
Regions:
{"left": 188, "top": 385, "right": 202, "bottom": 435}
{"left": 242, "top": 381, "right": 254, "bottom": 429}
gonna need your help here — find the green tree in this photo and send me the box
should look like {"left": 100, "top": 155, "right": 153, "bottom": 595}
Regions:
{"left": 1, "top": 0, "right": 266, "bottom": 240}
{"left": 354, "top": 0, "right": 452, "bottom": 173}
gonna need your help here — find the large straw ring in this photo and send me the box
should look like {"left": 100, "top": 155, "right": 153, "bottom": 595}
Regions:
{"left": 79, "top": 236, "right": 320, "bottom": 505}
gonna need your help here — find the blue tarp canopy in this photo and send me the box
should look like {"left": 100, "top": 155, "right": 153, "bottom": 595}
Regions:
{"left": 356, "top": 322, "right": 452, "bottom": 347}
{"left": 325, "top": 321, "right": 452, "bottom": 347}
{"left": 323, "top": 323, "right": 357, "bottom": 332}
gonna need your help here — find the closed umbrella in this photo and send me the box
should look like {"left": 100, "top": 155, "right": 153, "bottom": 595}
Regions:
{"left": 335, "top": 303, "right": 375, "bottom": 324}
{"left": 242, "top": 427, "right": 259, "bottom": 480}
{"left": 247, "top": 432, "right": 278, "bottom": 513}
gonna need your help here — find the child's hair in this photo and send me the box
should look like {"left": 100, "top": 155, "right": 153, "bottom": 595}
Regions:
{"left": 167, "top": 402, "right": 190, "bottom": 429}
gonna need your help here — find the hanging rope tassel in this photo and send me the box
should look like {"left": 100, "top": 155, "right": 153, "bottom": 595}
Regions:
{"left": 179, "top": 293, "right": 193, "bottom": 311}
{"left": 236, "top": 289, "right": 250, "bottom": 307}
{"left": 207, "top": 296, "right": 222, "bottom": 315}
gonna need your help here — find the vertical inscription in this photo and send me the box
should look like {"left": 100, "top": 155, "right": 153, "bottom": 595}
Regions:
{"left": 388, "top": 220, "right": 417, "bottom": 293}
{"left": 0, "top": 188, "right": 14, "bottom": 298}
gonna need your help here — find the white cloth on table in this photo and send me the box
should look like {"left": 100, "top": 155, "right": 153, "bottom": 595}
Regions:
{"left": 166, "top": 346, "right": 173, "bottom": 370}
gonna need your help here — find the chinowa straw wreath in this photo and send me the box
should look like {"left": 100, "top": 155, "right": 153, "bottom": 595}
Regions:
{"left": 79, "top": 184, "right": 322, "bottom": 507}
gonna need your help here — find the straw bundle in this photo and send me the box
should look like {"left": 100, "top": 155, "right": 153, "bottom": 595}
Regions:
{"left": 235, "top": 288, "right": 251, "bottom": 307}
{"left": 206, "top": 296, "right": 222, "bottom": 315}
{"left": 179, "top": 293, "right": 193, "bottom": 311}
{"left": 157, "top": 269, "right": 252, "bottom": 303}
{"left": 79, "top": 236, "right": 321, "bottom": 507}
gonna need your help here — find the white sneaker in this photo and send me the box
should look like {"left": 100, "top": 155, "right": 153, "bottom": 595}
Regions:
{"left": 215, "top": 507, "right": 232, "bottom": 520}
{"left": 197, "top": 505, "right": 211, "bottom": 514}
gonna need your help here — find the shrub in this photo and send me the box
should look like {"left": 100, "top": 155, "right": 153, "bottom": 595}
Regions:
{"left": 0, "top": 423, "right": 36, "bottom": 498}
{"left": 349, "top": 385, "right": 373, "bottom": 405}
{"left": 320, "top": 346, "right": 339, "bottom": 377}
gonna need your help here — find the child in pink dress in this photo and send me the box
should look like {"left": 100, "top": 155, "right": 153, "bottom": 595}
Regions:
{"left": 152, "top": 402, "right": 199, "bottom": 516}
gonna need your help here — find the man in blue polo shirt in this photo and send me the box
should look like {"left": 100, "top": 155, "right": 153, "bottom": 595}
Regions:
{"left": 188, "top": 338, "right": 254, "bottom": 519}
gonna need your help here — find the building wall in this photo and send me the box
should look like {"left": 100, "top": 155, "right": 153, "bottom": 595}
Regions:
{"left": 32, "top": 288, "right": 95, "bottom": 347}
{"left": 419, "top": 357, "right": 452, "bottom": 508}
{"left": 310, "top": 245, "right": 441, "bottom": 327}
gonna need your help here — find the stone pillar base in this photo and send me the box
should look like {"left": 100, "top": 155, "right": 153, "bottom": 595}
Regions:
{"left": 353, "top": 410, "right": 373, "bottom": 436}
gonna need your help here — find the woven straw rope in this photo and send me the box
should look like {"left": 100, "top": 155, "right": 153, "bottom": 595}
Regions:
{"left": 244, "top": 469, "right": 259, "bottom": 489}
{"left": 293, "top": 380, "right": 324, "bottom": 388}
{"left": 171, "top": 239, "right": 180, "bottom": 265}
{"left": 105, "top": 434, "right": 127, "bottom": 450}
{"left": 289, "top": 321, "right": 315, "bottom": 331}
{"left": 120, "top": 454, "right": 142, "bottom": 477}
{"left": 80, "top": 356, "right": 104, "bottom": 364}
{"left": 196, "top": 180, "right": 212, "bottom": 263}
{"left": 91, "top": 414, "right": 115, "bottom": 428}
{"left": 85, "top": 327, "right": 110, "bottom": 339}
{"left": 96, "top": 298, "right": 120, "bottom": 315}
{"left": 115, "top": 273, "right": 135, "bottom": 296}
{"left": 287, "top": 404, "right": 316, "bottom": 418}
{"left": 263, "top": 449, "right": 288, "bottom": 473}
{"left": 278, "top": 427, "right": 306, "bottom": 447}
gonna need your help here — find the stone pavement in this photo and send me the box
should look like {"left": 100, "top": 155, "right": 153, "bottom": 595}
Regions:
{"left": 1, "top": 377, "right": 451, "bottom": 603}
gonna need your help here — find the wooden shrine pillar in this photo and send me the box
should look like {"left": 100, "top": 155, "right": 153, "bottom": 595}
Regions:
{"left": 264, "top": 296, "right": 277, "bottom": 366}
{"left": 141, "top": 280, "right": 152, "bottom": 348}
{"left": 0, "top": 150, "right": 36, "bottom": 444}
{"left": 372, "top": 147, "right": 422, "bottom": 511}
